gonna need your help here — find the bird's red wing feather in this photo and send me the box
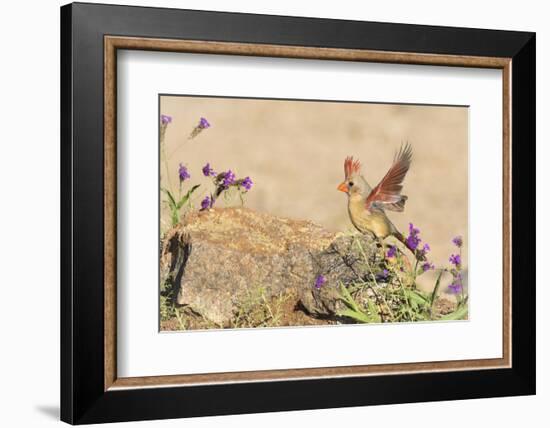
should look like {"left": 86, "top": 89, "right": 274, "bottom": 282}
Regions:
{"left": 365, "top": 144, "right": 412, "bottom": 210}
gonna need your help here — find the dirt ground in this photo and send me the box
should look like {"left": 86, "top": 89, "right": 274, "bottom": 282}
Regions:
{"left": 160, "top": 294, "right": 459, "bottom": 331}
{"left": 160, "top": 96, "right": 468, "bottom": 274}
{"left": 161, "top": 290, "right": 334, "bottom": 331}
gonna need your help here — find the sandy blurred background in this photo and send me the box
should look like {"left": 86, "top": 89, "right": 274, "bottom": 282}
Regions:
{"left": 160, "top": 95, "right": 468, "bottom": 272}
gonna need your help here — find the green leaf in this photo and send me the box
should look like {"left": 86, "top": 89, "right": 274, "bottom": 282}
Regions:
{"left": 336, "top": 282, "right": 381, "bottom": 323}
{"left": 171, "top": 210, "right": 179, "bottom": 227}
{"left": 338, "top": 283, "right": 360, "bottom": 312}
{"left": 365, "top": 298, "right": 382, "bottom": 323}
{"left": 405, "top": 289, "right": 429, "bottom": 306}
{"left": 176, "top": 184, "right": 200, "bottom": 209}
{"left": 439, "top": 304, "right": 469, "bottom": 320}
{"left": 161, "top": 188, "right": 177, "bottom": 210}
{"left": 337, "top": 308, "right": 372, "bottom": 324}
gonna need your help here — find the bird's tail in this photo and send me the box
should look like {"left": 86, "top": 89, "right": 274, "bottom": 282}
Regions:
{"left": 385, "top": 195, "right": 408, "bottom": 212}
{"left": 393, "top": 231, "right": 426, "bottom": 261}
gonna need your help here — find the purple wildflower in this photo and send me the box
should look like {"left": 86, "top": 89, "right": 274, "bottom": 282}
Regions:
{"left": 314, "top": 275, "right": 326, "bottom": 290}
{"left": 448, "top": 266, "right": 463, "bottom": 295}
{"left": 405, "top": 222, "right": 421, "bottom": 251}
{"left": 221, "top": 170, "right": 236, "bottom": 188}
{"left": 421, "top": 262, "right": 435, "bottom": 272}
{"left": 448, "top": 282, "right": 463, "bottom": 294}
{"left": 452, "top": 236, "right": 463, "bottom": 248}
{"left": 386, "top": 245, "right": 397, "bottom": 258}
{"left": 409, "top": 222, "right": 420, "bottom": 236}
{"left": 202, "top": 163, "right": 216, "bottom": 177}
{"left": 178, "top": 164, "right": 190, "bottom": 182}
{"left": 406, "top": 234, "right": 421, "bottom": 251}
{"left": 377, "top": 269, "right": 390, "bottom": 280}
{"left": 240, "top": 176, "right": 253, "bottom": 191}
{"left": 199, "top": 117, "right": 211, "bottom": 129}
{"left": 200, "top": 195, "right": 212, "bottom": 210}
{"left": 417, "top": 242, "right": 431, "bottom": 259}
{"left": 189, "top": 117, "right": 211, "bottom": 139}
{"left": 449, "top": 254, "right": 461, "bottom": 267}
{"left": 160, "top": 114, "right": 172, "bottom": 125}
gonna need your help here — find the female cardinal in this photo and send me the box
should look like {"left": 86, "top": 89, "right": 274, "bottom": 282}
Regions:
{"left": 337, "top": 143, "right": 422, "bottom": 259}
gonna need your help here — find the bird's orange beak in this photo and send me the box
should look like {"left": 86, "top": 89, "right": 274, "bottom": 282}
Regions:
{"left": 337, "top": 182, "right": 349, "bottom": 193}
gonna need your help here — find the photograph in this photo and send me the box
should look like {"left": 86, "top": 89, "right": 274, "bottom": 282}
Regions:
{"left": 159, "top": 95, "right": 469, "bottom": 331}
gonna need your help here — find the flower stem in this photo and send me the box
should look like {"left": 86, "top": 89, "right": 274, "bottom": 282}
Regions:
{"left": 354, "top": 237, "right": 395, "bottom": 321}
{"left": 167, "top": 140, "right": 189, "bottom": 159}
{"left": 160, "top": 137, "right": 174, "bottom": 195}
{"left": 459, "top": 247, "right": 465, "bottom": 305}
{"left": 412, "top": 258, "right": 419, "bottom": 289}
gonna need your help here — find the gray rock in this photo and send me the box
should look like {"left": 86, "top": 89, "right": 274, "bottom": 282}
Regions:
{"left": 161, "top": 207, "right": 383, "bottom": 325}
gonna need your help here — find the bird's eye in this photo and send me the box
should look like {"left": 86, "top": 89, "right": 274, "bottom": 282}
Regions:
{"left": 348, "top": 181, "right": 354, "bottom": 187}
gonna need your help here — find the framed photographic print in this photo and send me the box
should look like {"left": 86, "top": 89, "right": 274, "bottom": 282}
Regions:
{"left": 60, "top": 2, "right": 535, "bottom": 424}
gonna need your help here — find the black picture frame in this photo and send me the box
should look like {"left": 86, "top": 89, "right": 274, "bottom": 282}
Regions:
{"left": 61, "top": 2, "right": 535, "bottom": 424}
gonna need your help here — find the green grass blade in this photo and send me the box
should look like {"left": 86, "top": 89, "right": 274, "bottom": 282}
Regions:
{"left": 177, "top": 184, "right": 201, "bottom": 209}
{"left": 430, "top": 270, "right": 445, "bottom": 306}
{"left": 161, "top": 188, "right": 177, "bottom": 210}
{"left": 339, "top": 283, "right": 360, "bottom": 312}
{"left": 365, "top": 297, "right": 382, "bottom": 323}
{"left": 171, "top": 210, "right": 179, "bottom": 226}
{"left": 406, "top": 289, "right": 429, "bottom": 305}
{"left": 337, "top": 308, "right": 371, "bottom": 323}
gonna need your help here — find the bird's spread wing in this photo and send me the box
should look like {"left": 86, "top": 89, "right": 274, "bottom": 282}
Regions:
{"left": 365, "top": 143, "right": 412, "bottom": 211}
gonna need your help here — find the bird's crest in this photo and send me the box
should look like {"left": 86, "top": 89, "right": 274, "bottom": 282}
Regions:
{"left": 344, "top": 156, "right": 361, "bottom": 180}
